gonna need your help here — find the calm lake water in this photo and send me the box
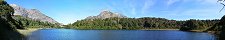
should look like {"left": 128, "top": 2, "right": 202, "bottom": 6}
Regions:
{"left": 28, "top": 29, "right": 216, "bottom": 40}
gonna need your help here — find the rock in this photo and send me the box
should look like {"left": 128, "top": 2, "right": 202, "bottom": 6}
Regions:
{"left": 85, "top": 10, "right": 127, "bottom": 20}
{"left": 9, "top": 4, "right": 59, "bottom": 24}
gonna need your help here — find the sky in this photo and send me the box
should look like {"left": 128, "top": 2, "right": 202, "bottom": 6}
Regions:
{"left": 6, "top": 0, "right": 225, "bottom": 25}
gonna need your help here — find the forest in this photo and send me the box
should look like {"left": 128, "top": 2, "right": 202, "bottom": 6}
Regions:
{"left": 0, "top": 1, "right": 25, "bottom": 40}
{"left": 13, "top": 15, "right": 61, "bottom": 28}
{"left": 1, "top": 0, "right": 225, "bottom": 40}
{"left": 66, "top": 16, "right": 225, "bottom": 40}
{"left": 66, "top": 17, "right": 219, "bottom": 31}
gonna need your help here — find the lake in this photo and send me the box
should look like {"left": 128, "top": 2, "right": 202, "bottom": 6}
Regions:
{"left": 28, "top": 29, "right": 216, "bottom": 40}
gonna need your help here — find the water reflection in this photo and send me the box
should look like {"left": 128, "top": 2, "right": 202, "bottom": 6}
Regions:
{"left": 28, "top": 29, "right": 216, "bottom": 40}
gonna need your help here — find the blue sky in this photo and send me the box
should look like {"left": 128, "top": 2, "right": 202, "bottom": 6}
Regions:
{"left": 6, "top": 0, "right": 225, "bottom": 25}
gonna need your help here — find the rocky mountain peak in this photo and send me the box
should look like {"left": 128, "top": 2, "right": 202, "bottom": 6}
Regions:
{"left": 9, "top": 4, "right": 59, "bottom": 24}
{"left": 98, "top": 10, "right": 114, "bottom": 17}
{"left": 10, "top": 4, "right": 28, "bottom": 16}
{"left": 85, "top": 10, "right": 127, "bottom": 20}
{"left": 98, "top": 10, "right": 112, "bottom": 16}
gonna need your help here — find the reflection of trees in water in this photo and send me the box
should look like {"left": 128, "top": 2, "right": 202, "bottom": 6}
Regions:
{"left": 99, "top": 30, "right": 115, "bottom": 40}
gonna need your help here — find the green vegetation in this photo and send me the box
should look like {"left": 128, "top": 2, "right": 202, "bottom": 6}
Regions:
{"left": 180, "top": 19, "right": 219, "bottom": 31}
{"left": 0, "top": 0, "right": 223, "bottom": 40}
{"left": 220, "top": 16, "right": 225, "bottom": 40}
{"left": 218, "top": 0, "right": 225, "bottom": 40}
{"left": 219, "top": 16, "right": 225, "bottom": 40}
{"left": 204, "top": 0, "right": 225, "bottom": 40}
{"left": 66, "top": 17, "right": 219, "bottom": 30}
{"left": 203, "top": 15, "right": 225, "bottom": 40}
{"left": 13, "top": 15, "right": 61, "bottom": 28}
{"left": 0, "top": 0, "right": 25, "bottom": 40}
{"left": 67, "top": 17, "right": 181, "bottom": 30}
{"left": 0, "top": 1, "right": 61, "bottom": 40}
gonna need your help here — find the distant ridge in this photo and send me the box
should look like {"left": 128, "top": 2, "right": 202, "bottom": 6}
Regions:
{"left": 85, "top": 10, "right": 127, "bottom": 20}
{"left": 9, "top": 4, "right": 59, "bottom": 24}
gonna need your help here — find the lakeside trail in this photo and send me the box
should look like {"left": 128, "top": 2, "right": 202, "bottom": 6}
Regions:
{"left": 17, "top": 28, "right": 40, "bottom": 36}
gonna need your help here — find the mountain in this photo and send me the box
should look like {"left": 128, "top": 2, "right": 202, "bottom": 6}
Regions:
{"left": 85, "top": 10, "right": 127, "bottom": 20}
{"left": 9, "top": 4, "right": 59, "bottom": 24}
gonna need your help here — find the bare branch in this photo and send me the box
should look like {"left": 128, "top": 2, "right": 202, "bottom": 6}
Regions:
{"left": 220, "top": 6, "right": 225, "bottom": 12}
{"left": 221, "top": 3, "right": 225, "bottom": 6}
{"left": 218, "top": 0, "right": 225, "bottom": 2}
{"left": 219, "top": 3, "right": 225, "bottom": 12}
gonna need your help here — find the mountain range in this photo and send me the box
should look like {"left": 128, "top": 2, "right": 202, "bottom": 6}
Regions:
{"left": 10, "top": 4, "right": 59, "bottom": 24}
{"left": 9, "top": 4, "right": 127, "bottom": 24}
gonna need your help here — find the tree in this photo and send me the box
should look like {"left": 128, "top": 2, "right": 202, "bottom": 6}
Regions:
{"left": 218, "top": 0, "right": 225, "bottom": 12}
{"left": 143, "top": 21, "right": 150, "bottom": 28}
{"left": 216, "top": 0, "right": 225, "bottom": 40}
{"left": 0, "top": 0, "right": 24, "bottom": 40}
{"left": 180, "top": 20, "right": 197, "bottom": 31}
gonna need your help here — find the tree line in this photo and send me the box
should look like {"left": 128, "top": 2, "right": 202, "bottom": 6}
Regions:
{"left": 13, "top": 15, "right": 61, "bottom": 28}
{"left": 66, "top": 17, "right": 219, "bottom": 30}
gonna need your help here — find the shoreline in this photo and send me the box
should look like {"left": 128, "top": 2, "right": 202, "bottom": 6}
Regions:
{"left": 17, "top": 28, "right": 40, "bottom": 36}
{"left": 139, "top": 29, "right": 179, "bottom": 30}
{"left": 16, "top": 28, "right": 208, "bottom": 36}
{"left": 49, "top": 28, "right": 180, "bottom": 30}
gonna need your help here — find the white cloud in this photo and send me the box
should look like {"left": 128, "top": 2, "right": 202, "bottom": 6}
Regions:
{"left": 123, "top": 0, "right": 138, "bottom": 15}
{"left": 167, "top": 0, "right": 180, "bottom": 6}
{"left": 181, "top": 9, "right": 220, "bottom": 16}
{"left": 130, "top": 2, "right": 137, "bottom": 15}
{"left": 141, "top": 0, "right": 154, "bottom": 14}
{"left": 200, "top": 0, "right": 217, "bottom": 4}
{"left": 182, "top": 0, "right": 218, "bottom": 5}
{"left": 131, "top": 8, "right": 136, "bottom": 15}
